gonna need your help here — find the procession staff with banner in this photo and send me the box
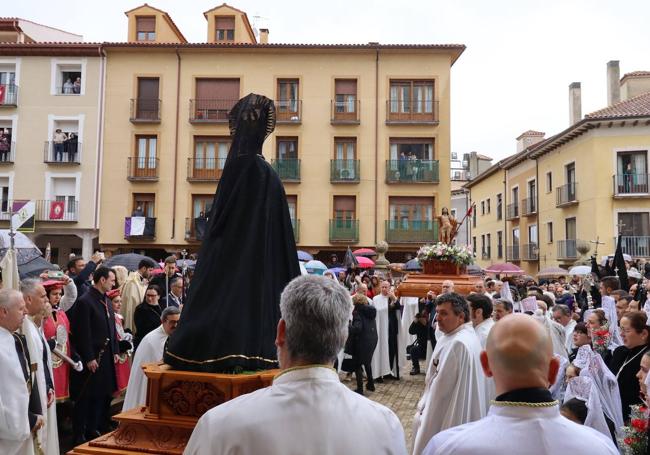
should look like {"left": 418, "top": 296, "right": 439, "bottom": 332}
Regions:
{"left": 11, "top": 200, "right": 36, "bottom": 233}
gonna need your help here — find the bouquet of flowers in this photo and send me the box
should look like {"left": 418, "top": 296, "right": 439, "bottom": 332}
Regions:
{"left": 619, "top": 405, "right": 649, "bottom": 454}
{"left": 416, "top": 242, "right": 475, "bottom": 266}
{"left": 590, "top": 323, "right": 611, "bottom": 356}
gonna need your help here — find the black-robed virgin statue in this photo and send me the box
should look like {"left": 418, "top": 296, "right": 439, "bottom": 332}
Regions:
{"left": 164, "top": 94, "right": 301, "bottom": 373}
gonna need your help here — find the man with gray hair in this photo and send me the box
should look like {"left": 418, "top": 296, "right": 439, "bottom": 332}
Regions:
{"left": 185, "top": 275, "right": 407, "bottom": 454}
{"left": 552, "top": 304, "right": 576, "bottom": 351}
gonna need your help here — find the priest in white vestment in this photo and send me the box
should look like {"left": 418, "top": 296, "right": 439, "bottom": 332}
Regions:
{"left": 468, "top": 293, "right": 496, "bottom": 409}
{"left": 123, "top": 306, "right": 180, "bottom": 411}
{"left": 412, "top": 293, "right": 486, "bottom": 455}
{"left": 371, "top": 288, "right": 392, "bottom": 379}
{"left": 422, "top": 314, "right": 617, "bottom": 455}
{"left": 185, "top": 276, "right": 407, "bottom": 455}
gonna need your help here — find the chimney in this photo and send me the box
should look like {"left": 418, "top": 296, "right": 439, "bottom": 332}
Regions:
{"left": 568, "top": 82, "right": 582, "bottom": 125}
{"left": 516, "top": 130, "right": 545, "bottom": 153}
{"left": 259, "top": 28, "right": 269, "bottom": 44}
{"left": 607, "top": 60, "right": 621, "bottom": 105}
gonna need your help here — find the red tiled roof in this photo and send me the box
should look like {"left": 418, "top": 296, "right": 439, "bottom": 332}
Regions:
{"left": 123, "top": 4, "right": 187, "bottom": 43}
{"left": 621, "top": 71, "right": 650, "bottom": 83}
{"left": 585, "top": 92, "right": 650, "bottom": 119}
{"left": 516, "top": 130, "right": 545, "bottom": 140}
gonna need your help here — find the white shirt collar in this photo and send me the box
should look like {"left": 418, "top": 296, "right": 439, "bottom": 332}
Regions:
{"left": 273, "top": 365, "right": 338, "bottom": 385}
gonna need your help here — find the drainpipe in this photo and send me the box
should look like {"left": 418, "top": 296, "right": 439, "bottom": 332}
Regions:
{"left": 171, "top": 48, "right": 181, "bottom": 239}
{"left": 374, "top": 47, "right": 379, "bottom": 245}
{"left": 503, "top": 172, "right": 507, "bottom": 261}
{"left": 94, "top": 46, "right": 106, "bottom": 233}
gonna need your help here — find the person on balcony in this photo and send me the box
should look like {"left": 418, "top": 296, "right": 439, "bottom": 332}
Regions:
{"left": 65, "top": 133, "right": 78, "bottom": 163}
{"left": 53, "top": 129, "right": 67, "bottom": 162}
{"left": 63, "top": 78, "right": 74, "bottom": 94}
{"left": 0, "top": 129, "right": 9, "bottom": 162}
{"left": 73, "top": 77, "right": 81, "bottom": 95}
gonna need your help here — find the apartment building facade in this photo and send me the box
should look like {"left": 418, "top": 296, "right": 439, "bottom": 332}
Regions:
{"left": 98, "top": 3, "right": 465, "bottom": 261}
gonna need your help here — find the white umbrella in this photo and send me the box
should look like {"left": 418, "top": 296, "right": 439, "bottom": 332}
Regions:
{"left": 305, "top": 260, "right": 327, "bottom": 275}
{"left": 568, "top": 265, "right": 592, "bottom": 275}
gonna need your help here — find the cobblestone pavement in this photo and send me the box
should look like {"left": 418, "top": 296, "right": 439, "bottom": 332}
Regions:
{"left": 340, "top": 367, "right": 425, "bottom": 450}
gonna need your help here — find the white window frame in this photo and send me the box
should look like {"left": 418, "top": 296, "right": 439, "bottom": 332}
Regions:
{"left": 0, "top": 57, "right": 21, "bottom": 87}
{"left": 0, "top": 114, "right": 18, "bottom": 157}
{"left": 50, "top": 58, "right": 87, "bottom": 96}
{"left": 0, "top": 171, "right": 15, "bottom": 219}
{"left": 47, "top": 114, "right": 85, "bottom": 162}
{"left": 45, "top": 172, "right": 81, "bottom": 204}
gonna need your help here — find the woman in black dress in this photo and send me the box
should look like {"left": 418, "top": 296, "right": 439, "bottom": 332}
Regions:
{"left": 349, "top": 293, "right": 378, "bottom": 395}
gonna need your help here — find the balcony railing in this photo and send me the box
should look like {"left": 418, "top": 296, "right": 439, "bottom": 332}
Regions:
{"left": 185, "top": 217, "right": 208, "bottom": 242}
{"left": 189, "top": 99, "right": 237, "bottom": 123}
{"left": 187, "top": 158, "right": 227, "bottom": 181}
{"left": 386, "top": 160, "right": 439, "bottom": 183}
{"left": 0, "top": 84, "right": 18, "bottom": 106}
{"left": 506, "top": 202, "right": 519, "bottom": 220}
{"left": 57, "top": 85, "right": 81, "bottom": 95}
{"left": 271, "top": 159, "right": 300, "bottom": 181}
{"left": 556, "top": 182, "right": 578, "bottom": 207}
{"left": 385, "top": 220, "right": 439, "bottom": 243}
{"left": 275, "top": 99, "right": 302, "bottom": 123}
{"left": 0, "top": 142, "right": 15, "bottom": 163}
{"left": 329, "top": 219, "right": 359, "bottom": 243}
{"left": 521, "top": 243, "right": 539, "bottom": 261}
{"left": 127, "top": 157, "right": 159, "bottom": 181}
{"left": 386, "top": 100, "right": 439, "bottom": 124}
{"left": 618, "top": 236, "right": 650, "bottom": 258}
{"left": 613, "top": 174, "right": 650, "bottom": 196}
{"left": 331, "top": 99, "right": 360, "bottom": 124}
{"left": 33, "top": 200, "right": 79, "bottom": 222}
{"left": 130, "top": 98, "right": 161, "bottom": 123}
{"left": 506, "top": 245, "right": 520, "bottom": 261}
{"left": 330, "top": 160, "right": 360, "bottom": 183}
{"left": 43, "top": 141, "right": 81, "bottom": 164}
{"left": 292, "top": 219, "right": 300, "bottom": 243}
{"left": 124, "top": 216, "right": 156, "bottom": 239}
{"left": 557, "top": 239, "right": 579, "bottom": 260}
{"left": 521, "top": 197, "right": 536, "bottom": 216}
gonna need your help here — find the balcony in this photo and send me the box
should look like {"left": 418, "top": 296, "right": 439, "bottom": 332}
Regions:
{"left": 0, "top": 142, "right": 15, "bottom": 164}
{"left": 385, "top": 160, "right": 439, "bottom": 183}
{"left": 385, "top": 220, "right": 438, "bottom": 243}
{"left": 275, "top": 99, "right": 302, "bottom": 123}
{"left": 271, "top": 159, "right": 300, "bottom": 181}
{"left": 0, "top": 84, "right": 18, "bottom": 106}
{"left": 130, "top": 98, "right": 161, "bottom": 123}
{"left": 189, "top": 99, "right": 237, "bottom": 123}
{"left": 185, "top": 217, "right": 208, "bottom": 242}
{"left": 124, "top": 216, "right": 156, "bottom": 239}
{"left": 557, "top": 239, "right": 579, "bottom": 260}
{"left": 506, "top": 245, "right": 520, "bottom": 261}
{"left": 292, "top": 219, "right": 300, "bottom": 243}
{"left": 187, "top": 158, "right": 226, "bottom": 182}
{"left": 619, "top": 236, "right": 650, "bottom": 258}
{"left": 330, "top": 160, "right": 360, "bottom": 183}
{"left": 331, "top": 99, "right": 360, "bottom": 124}
{"left": 43, "top": 141, "right": 81, "bottom": 164}
{"left": 521, "top": 197, "right": 536, "bottom": 216}
{"left": 613, "top": 174, "right": 649, "bottom": 197}
{"left": 556, "top": 182, "right": 578, "bottom": 207}
{"left": 127, "top": 157, "right": 159, "bottom": 181}
{"left": 329, "top": 219, "right": 359, "bottom": 243}
{"left": 386, "top": 100, "right": 439, "bottom": 124}
{"left": 34, "top": 200, "right": 79, "bottom": 222}
{"left": 521, "top": 243, "right": 539, "bottom": 261}
{"left": 506, "top": 202, "right": 519, "bottom": 220}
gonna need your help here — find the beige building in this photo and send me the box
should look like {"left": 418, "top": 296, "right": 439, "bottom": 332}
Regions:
{"left": 0, "top": 19, "right": 101, "bottom": 264}
{"left": 98, "top": 3, "right": 464, "bottom": 261}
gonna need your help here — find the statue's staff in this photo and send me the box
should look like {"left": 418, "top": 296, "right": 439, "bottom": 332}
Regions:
{"left": 449, "top": 203, "right": 475, "bottom": 243}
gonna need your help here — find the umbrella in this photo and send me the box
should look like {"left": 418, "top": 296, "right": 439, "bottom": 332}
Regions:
{"left": 355, "top": 256, "right": 375, "bottom": 269}
{"left": 537, "top": 266, "right": 569, "bottom": 278}
{"left": 299, "top": 262, "right": 308, "bottom": 276}
{"left": 353, "top": 248, "right": 376, "bottom": 257}
{"left": 176, "top": 259, "right": 197, "bottom": 269}
{"left": 18, "top": 256, "right": 56, "bottom": 279}
{"left": 484, "top": 263, "right": 525, "bottom": 275}
{"left": 467, "top": 264, "right": 483, "bottom": 276}
{"left": 297, "top": 250, "right": 313, "bottom": 262}
{"left": 105, "top": 253, "right": 157, "bottom": 271}
{"left": 601, "top": 254, "right": 632, "bottom": 266}
{"left": 327, "top": 267, "right": 346, "bottom": 276}
{"left": 343, "top": 247, "right": 359, "bottom": 269}
{"left": 0, "top": 230, "right": 42, "bottom": 265}
{"left": 0, "top": 248, "right": 20, "bottom": 289}
{"left": 305, "top": 260, "right": 327, "bottom": 275}
{"left": 404, "top": 258, "right": 422, "bottom": 271}
{"left": 568, "top": 265, "right": 592, "bottom": 276}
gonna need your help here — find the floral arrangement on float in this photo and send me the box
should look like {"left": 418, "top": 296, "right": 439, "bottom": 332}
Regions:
{"left": 416, "top": 242, "right": 474, "bottom": 275}
{"left": 619, "top": 404, "right": 648, "bottom": 454}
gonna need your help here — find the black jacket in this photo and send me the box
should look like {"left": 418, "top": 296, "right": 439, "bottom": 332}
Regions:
{"left": 608, "top": 344, "right": 648, "bottom": 421}
{"left": 347, "top": 304, "right": 378, "bottom": 365}
{"left": 149, "top": 272, "right": 182, "bottom": 300}
{"left": 69, "top": 260, "right": 97, "bottom": 300}
{"left": 133, "top": 302, "right": 162, "bottom": 349}
{"left": 409, "top": 320, "right": 429, "bottom": 349}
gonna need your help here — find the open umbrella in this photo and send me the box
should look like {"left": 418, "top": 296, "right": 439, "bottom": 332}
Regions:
{"left": 327, "top": 267, "right": 346, "bottom": 276}
{"left": 105, "top": 253, "right": 157, "bottom": 271}
{"left": 18, "top": 256, "right": 56, "bottom": 279}
{"left": 484, "top": 263, "right": 525, "bottom": 275}
{"left": 537, "top": 266, "right": 569, "bottom": 278}
{"left": 353, "top": 248, "right": 376, "bottom": 257}
{"left": 299, "top": 261, "right": 308, "bottom": 276}
{"left": 305, "top": 260, "right": 327, "bottom": 275}
{"left": 568, "top": 265, "right": 592, "bottom": 276}
{"left": 297, "top": 250, "right": 313, "bottom": 262}
{"left": 343, "top": 247, "right": 359, "bottom": 269}
{"left": 404, "top": 258, "right": 422, "bottom": 271}
{"left": 467, "top": 264, "right": 483, "bottom": 276}
{"left": 355, "top": 256, "right": 375, "bottom": 269}
{"left": 0, "top": 230, "right": 42, "bottom": 265}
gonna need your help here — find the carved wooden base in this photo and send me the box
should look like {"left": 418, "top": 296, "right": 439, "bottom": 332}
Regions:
{"left": 68, "top": 363, "right": 279, "bottom": 455}
{"left": 396, "top": 272, "right": 482, "bottom": 297}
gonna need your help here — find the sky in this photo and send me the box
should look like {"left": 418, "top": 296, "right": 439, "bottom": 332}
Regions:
{"left": 6, "top": 0, "right": 650, "bottom": 161}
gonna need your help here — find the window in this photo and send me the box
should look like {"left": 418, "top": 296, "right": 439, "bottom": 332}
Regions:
{"left": 618, "top": 213, "right": 650, "bottom": 237}
{"left": 388, "top": 197, "right": 434, "bottom": 229}
{"left": 528, "top": 224, "right": 538, "bottom": 246}
{"left": 333, "top": 196, "right": 356, "bottom": 221}
{"left": 496, "top": 193, "right": 502, "bottom": 220}
{"left": 481, "top": 201, "right": 485, "bottom": 215}
{"left": 472, "top": 205, "right": 477, "bottom": 228}
{"left": 528, "top": 180, "right": 536, "bottom": 199}
{"left": 616, "top": 151, "right": 648, "bottom": 193}
{"left": 0, "top": 124, "right": 13, "bottom": 162}
{"left": 0, "top": 177, "right": 9, "bottom": 212}
{"left": 566, "top": 163, "right": 576, "bottom": 186}
{"left": 134, "top": 135, "right": 157, "bottom": 177}
{"left": 511, "top": 187, "right": 519, "bottom": 207}
{"left": 286, "top": 195, "right": 297, "bottom": 222}
{"left": 486, "top": 198, "right": 491, "bottom": 214}
{"left": 486, "top": 233, "right": 491, "bottom": 258}
{"left": 132, "top": 193, "right": 155, "bottom": 218}
{"left": 193, "top": 78, "right": 240, "bottom": 121}
{"left": 277, "top": 79, "right": 299, "bottom": 119}
{"left": 512, "top": 228, "right": 520, "bottom": 247}
{"left": 193, "top": 136, "right": 230, "bottom": 179}
{"left": 0, "top": 65, "right": 17, "bottom": 105}
{"left": 334, "top": 79, "right": 357, "bottom": 116}
{"left": 136, "top": 16, "right": 156, "bottom": 41}
{"left": 565, "top": 217, "right": 576, "bottom": 240}
{"left": 277, "top": 137, "right": 298, "bottom": 160}
{"left": 215, "top": 16, "right": 235, "bottom": 41}
{"left": 547, "top": 222, "right": 553, "bottom": 243}
{"left": 472, "top": 236, "right": 477, "bottom": 254}
{"left": 546, "top": 172, "right": 552, "bottom": 193}
{"left": 389, "top": 138, "right": 434, "bottom": 161}
{"left": 54, "top": 62, "right": 82, "bottom": 95}
{"left": 334, "top": 137, "right": 357, "bottom": 180}
{"left": 134, "top": 77, "right": 160, "bottom": 120}
{"left": 389, "top": 80, "right": 434, "bottom": 114}
{"left": 192, "top": 195, "right": 213, "bottom": 219}
{"left": 51, "top": 177, "right": 77, "bottom": 217}
{"left": 497, "top": 231, "right": 503, "bottom": 258}
{"left": 49, "top": 119, "right": 80, "bottom": 163}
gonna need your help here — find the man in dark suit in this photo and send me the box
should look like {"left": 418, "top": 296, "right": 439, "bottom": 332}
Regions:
{"left": 160, "top": 276, "right": 183, "bottom": 309}
{"left": 68, "top": 267, "right": 119, "bottom": 444}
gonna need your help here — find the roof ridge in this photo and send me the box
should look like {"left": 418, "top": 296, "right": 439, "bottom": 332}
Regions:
{"left": 585, "top": 91, "right": 650, "bottom": 119}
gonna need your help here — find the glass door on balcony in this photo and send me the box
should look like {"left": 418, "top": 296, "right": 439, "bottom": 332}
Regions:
{"left": 334, "top": 79, "right": 357, "bottom": 119}
{"left": 136, "top": 78, "right": 159, "bottom": 119}
{"left": 55, "top": 195, "right": 76, "bottom": 217}
{"left": 191, "top": 195, "right": 212, "bottom": 240}
{"left": 511, "top": 187, "right": 519, "bottom": 215}
{"left": 388, "top": 197, "right": 433, "bottom": 229}
{"left": 566, "top": 163, "right": 576, "bottom": 200}
{"left": 194, "top": 137, "right": 229, "bottom": 179}
{"left": 333, "top": 195, "right": 355, "bottom": 228}
{"left": 135, "top": 136, "right": 157, "bottom": 178}
{"left": 276, "top": 137, "right": 299, "bottom": 180}
{"left": 277, "top": 79, "right": 299, "bottom": 117}
{"left": 0, "top": 70, "right": 16, "bottom": 104}
{"left": 389, "top": 80, "right": 434, "bottom": 120}
{"left": 334, "top": 138, "right": 356, "bottom": 180}
{"left": 565, "top": 217, "right": 577, "bottom": 257}
{"left": 194, "top": 78, "right": 239, "bottom": 121}
{"left": 617, "top": 151, "right": 648, "bottom": 193}
{"left": 527, "top": 179, "right": 536, "bottom": 212}
{"left": 133, "top": 193, "right": 155, "bottom": 218}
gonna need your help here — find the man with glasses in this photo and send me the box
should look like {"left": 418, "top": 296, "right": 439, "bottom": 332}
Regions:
{"left": 161, "top": 276, "right": 184, "bottom": 309}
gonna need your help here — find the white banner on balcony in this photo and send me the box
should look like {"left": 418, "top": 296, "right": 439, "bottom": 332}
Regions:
{"left": 128, "top": 216, "right": 146, "bottom": 236}
{"left": 11, "top": 200, "right": 35, "bottom": 233}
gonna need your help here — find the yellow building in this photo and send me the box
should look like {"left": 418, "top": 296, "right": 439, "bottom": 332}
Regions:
{"left": 0, "top": 19, "right": 102, "bottom": 264}
{"left": 98, "top": 3, "right": 464, "bottom": 261}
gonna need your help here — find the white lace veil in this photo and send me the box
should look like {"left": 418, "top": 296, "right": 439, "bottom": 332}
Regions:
{"left": 550, "top": 354, "right": 569, "bottom": 400}
{"left": 564, "top": 376, "right": 611, "bottom": 438}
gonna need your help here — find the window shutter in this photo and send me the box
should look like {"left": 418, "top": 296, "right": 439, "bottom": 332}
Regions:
{"left": 335, "top": 79, "right": 357, "bottom": 95}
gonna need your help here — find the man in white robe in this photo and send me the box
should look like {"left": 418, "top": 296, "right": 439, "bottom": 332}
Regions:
{"left": 122, "top": 306, "right": 180, "bottom": 411}
{"left": 20, "top": 279, "right": 59, "bottom": 455}
{"left": 0, "top": 289, "right": 41, "bottom": 455}
{"left": 120, "top": 261, "right": 152, "bottom": 331}
{"left": 552, "top": 304, "right": 576, "bottom": 352}
{"left": 422, "top": 314, "right": 617, "bottom": 455}
{"left": 185, "top": 275, "right": 407, "bottom": 455}
{"left": 371, "top": 286, "right": 391, "bottom": 379}
{"left": 412, "top": 293, "right": 486, "bottom": 455}
{"left": 467, "top": 293, "right": 496, "bottom": 409}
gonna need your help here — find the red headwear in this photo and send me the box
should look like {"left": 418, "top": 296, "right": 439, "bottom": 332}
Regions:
{"left": 106, "top": 289, "right": 121, "bottom": 300}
